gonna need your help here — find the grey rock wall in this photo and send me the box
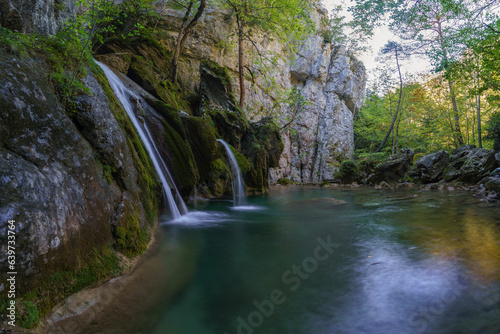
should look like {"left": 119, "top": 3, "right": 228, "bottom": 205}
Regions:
{"left": 0, "top": 56, "right": 156, "bottom": 285}
{"left": 0, "top": 0, "right": 76, "bottom": 35}
{"left": 159, "top": 4, "right": 366, "bottom": 184}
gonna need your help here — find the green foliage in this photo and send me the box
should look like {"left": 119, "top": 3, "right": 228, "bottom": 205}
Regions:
{"left": 486, "top": 111, "right": 500, "bottom": 151}
{"left": 277, "top": 177, "right": 295, "bottom": 185}
{"left": 217, "top": 0, "right": 314, "bottom": 108}
{"left": 321, "top": 4, "right": 370, "bottom": 52}
{"left": 335, "top": 160, "right": 360, "bottom": 184}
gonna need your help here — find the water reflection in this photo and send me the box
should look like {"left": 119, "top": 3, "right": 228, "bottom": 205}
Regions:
{"left": 48, "top": 189, "right": 500, "bottom": 334}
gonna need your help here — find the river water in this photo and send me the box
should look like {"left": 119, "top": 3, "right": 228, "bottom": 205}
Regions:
{"left": 50, "top": 188, "right": 500, "bottom": 334}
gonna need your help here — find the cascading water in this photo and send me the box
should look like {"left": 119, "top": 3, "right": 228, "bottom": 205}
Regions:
{"left": 217, "top": 139, "right": 246, "bottom": 206}
{"left": 96, "top": 61, "right": 187, "bottom": 219}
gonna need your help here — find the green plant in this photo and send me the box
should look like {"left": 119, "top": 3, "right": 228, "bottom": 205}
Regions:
{"left": 277, "top": 177, "right": 294, "bottom": 185}
{"left": 18, "top": 301, "right": 40, "bottom": 329}
{"left": 335, "top": 160, "right": 360, "bottom": 184}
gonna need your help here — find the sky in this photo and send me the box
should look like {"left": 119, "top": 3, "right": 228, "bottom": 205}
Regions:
{"left": 321, "top": 0, "right": 432, "bottom": 83}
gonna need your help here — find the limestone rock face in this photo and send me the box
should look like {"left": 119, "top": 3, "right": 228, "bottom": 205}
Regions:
{"left": 0, "top": 56, "right": 158, "bottom": 288}
{"left": 274, "top": 43, "right": 366, "bottom": 183}
{"left": 0, "top": 0, "right": 76, "bottom": 35}
{"left": 159, "top": 5, "right": 366, "bottom": 184}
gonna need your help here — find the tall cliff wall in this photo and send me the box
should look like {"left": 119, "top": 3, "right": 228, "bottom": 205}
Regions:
{"left": 157, "top": 4, "right": 366, "bottom": 183}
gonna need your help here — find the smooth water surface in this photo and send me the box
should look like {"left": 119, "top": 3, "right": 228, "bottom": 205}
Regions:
{"left": 94, "top": 188, "right": 500, "bottom": 334}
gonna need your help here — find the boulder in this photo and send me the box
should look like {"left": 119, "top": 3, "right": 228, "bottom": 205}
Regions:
{"left": 0, "top": 55, "right": 160, "bottom": 291}
{"left": 484, "top": 177, "right": 500, "bottom": 193}
{"left": 443, "top": 145, "right": 476, "bottom": 182}
{"left": 367, "top": 149, "right": 414, "bottom": 185}
{"left": 459, "top": 148, "right": 497, "bottom": 183}
{"left": 416, "top": 150, "right": 450, "bottom": 183}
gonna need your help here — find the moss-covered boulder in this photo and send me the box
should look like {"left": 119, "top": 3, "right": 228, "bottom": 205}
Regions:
{"left": 241, "top": 117, "right": 284, "bottom": 193}
{"left": 198, "top": 60, "right": 248, "bottom": 149}
{"left": 96, "top": 35, "right": 191, "bottom": 113}
{"left": 415, "top": 150, "right": 450, "bottom": 184}
{"left": 367, "top": 149, "right": 414, "bottom": 185}
{"left": 183, "top": 116, "right": 231, "bottom": 197}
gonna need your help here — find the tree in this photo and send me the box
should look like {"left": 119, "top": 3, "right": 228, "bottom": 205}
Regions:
{"left": 375, "top": 41, "right": 407, "bottom": 152}
{"left": 217, "top": 0, "right": 313, "bottom": 109}
{"left": 169, "top": 0, "right": 207, "bottom": 83}
{"left": 349, "top": 0, "right": 495, "bottom": 147}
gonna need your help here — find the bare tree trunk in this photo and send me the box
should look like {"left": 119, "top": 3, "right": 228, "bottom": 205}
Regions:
{"left": 447, "top": 80, "right": 464, "bottom": 147}
{"left": 475, "top": 72, "right": 482, "bottom": 148}
{"left": 171, "top": 0, "right": 206, "bottom": 84}
{"left": 237, "top": 19, "right": 246, "bottom": 110}
{"left": 376, "top": 49, "right": 403, "bottom": 153}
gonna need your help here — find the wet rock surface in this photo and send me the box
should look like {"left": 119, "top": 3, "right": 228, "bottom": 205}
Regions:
{"left": 415, "top": 150, "right": 450, "bottom": 183}
{"left": 0, "top": 55, "right": 158, "bottom": 292}
{"left": 367, "top": 149, "right": 414, "bottom": 185}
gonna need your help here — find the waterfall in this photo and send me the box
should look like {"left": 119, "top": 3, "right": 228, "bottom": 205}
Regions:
{"left": 96, "top": 61, "right": 187, "bottom": 219}
{"left": 217, "top": 139, "right": 246, "bottom": 206}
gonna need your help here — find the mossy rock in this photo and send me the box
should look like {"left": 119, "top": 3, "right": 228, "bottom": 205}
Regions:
{"left": 277, "top": 178, "right": 294, "bottom": 185}
{"left": 183, "top": 116, "right": 219, "bottom": 182}
{"left": 241, "top": 117, "right": 284, "bottom": 193}
{"left": 96, "top": 34, "right": 191, "bottom": 114}
{"left": 198, "top": 60, "right": 247, "bottom": 149}
{"left": 112, "top": 212, "right": 149, "bottom": 258}
{"left": 162, "top": 119, "right": 199, "bottom": 195}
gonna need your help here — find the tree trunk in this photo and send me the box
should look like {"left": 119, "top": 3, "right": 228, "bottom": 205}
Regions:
{"left": 376, "top": 49, "right": 403, "bottom": 153}
{"left": 238, "top": 19, "right": 246, "bottom": 110}
{"left": 475, "top": 72, "right": 482, "bottom": 148}
{"left": 171, "top": 0, "right": 206, "bottom": 84}
{"left": 447, "top": 80, "right": 465, "bottom": 147}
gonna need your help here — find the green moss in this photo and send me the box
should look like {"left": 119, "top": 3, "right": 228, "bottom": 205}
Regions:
{"left": 18, "top": 301, "right": 40, "bottom": 329}
{"left": 19, "top": 246, "right": 121, "bottom": 325}
{"left": 113, "top": 212, "right": 149, "bottom": 257}
{"left": 277, "top": 178, "right": 294, "bottom": 185}
{"left": 202, "top": 60, "right": 233, "bottom": 91}
{"left": 145, "top": 97, "right": 186, "bottom": 138}
{"left": 162, "top": 120, "right": 199, "bottom": 193}
{"left": 211, "top": 158, "right": 229, "bottom": 174}
{"left": 127, "top": 53, "right": 191, "bottom": 113}
{"left": 91, "top": 60, "right": 161, "bottom": 225}
{"left": 230, "top": 145, "right": 252, "bottom": 174}
{"left": 184, "top": 116, "right": 220, "bottom": 182}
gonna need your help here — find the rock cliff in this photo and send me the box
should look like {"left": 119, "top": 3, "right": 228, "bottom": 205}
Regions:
{"left": 157, "top": 4, "right": 366, "bottom": 184}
